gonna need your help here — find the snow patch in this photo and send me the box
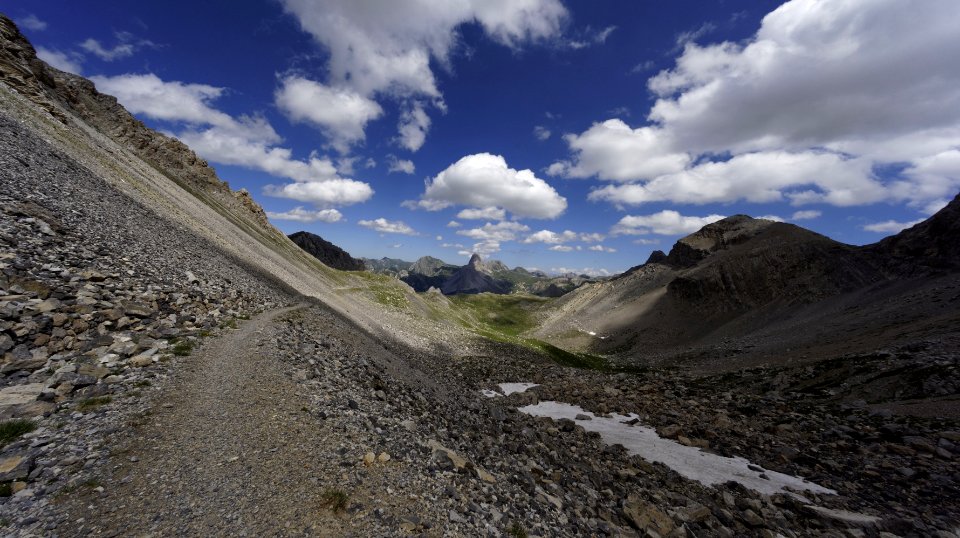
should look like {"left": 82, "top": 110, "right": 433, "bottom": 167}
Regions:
{"left": 481, "top": 389, "right": 501, "bottom": 398}
{"left": 498, "top": 383, "right": 539, "bottom": 396}
{"left": 519, "top": 401, "right": 836, "bottom": 498}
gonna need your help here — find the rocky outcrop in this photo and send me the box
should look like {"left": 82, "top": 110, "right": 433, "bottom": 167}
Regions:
{"left": 440, "top": 255, "right": 510, "bottom": 295}
{"left": 0, "top": 14, "right": 272, "bottom": 231}
{"left": 288, "top": 231, "right": 365, "bottom": 271}
{"left": 873, "top": 192, "right": 960, "bottom": 273}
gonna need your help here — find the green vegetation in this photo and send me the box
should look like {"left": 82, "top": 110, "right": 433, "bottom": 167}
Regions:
{"left": 450, "top": 293, "right": 548, "bottom": 337}
{"left": 320, "top": 488, "right": 350, "bottom": 513}
{"left": 171, "top": 339, "right": 193, "bottom": 356}
{"left": 507, "top": 521, "right": 528, "bottom": 538}
{"left": 371, "top": 284, "right": 408, "bottom": 308}
{"left": 77, "top": 396, "right": 112, "bottom": 411}
{"left": 0, "top": 419, "right": 36, "bottom": 447}
{"left": 0, "top": 484, "right": 10, "bottom": 498}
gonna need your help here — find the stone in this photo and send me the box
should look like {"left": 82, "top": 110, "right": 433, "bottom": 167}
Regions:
{"left": 377, "top": 452, "right": 391, "bottom": 463}
{"left": 428, "top": 440, "right": 468, "bottom": 471}
{"left": 0, "top": 383, "right": 44, "bottom": 407}
{"left": 362, "top": 452, "right": 376, "bottom": 466}
{"left": 658, "top": 424, "right": 682, "bottom": 439}
{"left": 473, "top": 466, "right": 496, "bottom": 484}
{"left": 0, "top": 455, "right": 29, "bottom": 481}
{"left": 129, "top": 354, "right": 154, "bottom": 367}
{"left": 623, "top": 494, "right": 675, "bottom": 535}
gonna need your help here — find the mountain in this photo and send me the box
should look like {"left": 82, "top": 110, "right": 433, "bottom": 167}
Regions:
{"left": 440, "top": 254, "right": 511, "bottom": 295}
{"left": 537, "top": 201, "right": 960, "bottom": 368}
{"left": 362, "top": 257, "right": 413, "bottom": 275}
{"left": 402, "top": 256, "right": 460, "bottom": 292}
{"left": 288, "top": 231, "right": 365, "bottom": 271}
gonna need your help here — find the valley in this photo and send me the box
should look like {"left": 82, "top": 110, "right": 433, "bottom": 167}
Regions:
{"left": 0, "top": 10, "right": 958, "bottom": 538}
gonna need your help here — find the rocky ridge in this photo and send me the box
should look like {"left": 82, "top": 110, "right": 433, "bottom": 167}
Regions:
{"left": 288, "top": 231, "right": 365, "bottom": 272}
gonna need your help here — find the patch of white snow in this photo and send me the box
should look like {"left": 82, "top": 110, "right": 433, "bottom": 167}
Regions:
{"left": 498, "top": 383, "right": 539, "bottom": 396}
{"left": 518, "top": 401, "right": 836, "bottom": 498}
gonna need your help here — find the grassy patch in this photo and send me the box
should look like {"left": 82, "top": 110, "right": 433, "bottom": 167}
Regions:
{"left": 77, "top": 396, "right": 112, "bottom": 411}
{"left": 171, "top": 340, "right": 193, "bottom": 356}
{"left": 221, "top": 318, "right": 238, "bottom": 330}
{"left": 528, "top": 340, "right": 608, "bottom": 370}
{"left": 370, "top": 284, "right": 408, "bottom": 309}
{"left": 0, "top": 484, "right": 10, "bottom": 498}
{"left": 320, "top": 488, "right": 350, "bottom": 513}
{"left": 450, "top": 293, "right": 548, "bottom": 337}
{"left": 507, "top": 522, "right": 528, "bottom": 538}
{"left": 0, "top": 419, "right": 36, "bottom": 448}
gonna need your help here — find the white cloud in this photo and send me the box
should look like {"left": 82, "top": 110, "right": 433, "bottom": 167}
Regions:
{"left": 579, "top": 233, "right": 606, "bottom": 243}
{"left": 446, "top": 220, "right": 462, "bottom": 228}
{"left": 397, "top": 102, "right": 431, "bottom": 151}
{"left": 266, "top": 206, "right": 343, "bottom": 223}
{"left": 91, "top": 74, "right": 235, "bottom": 126}
{"left": 457, "top": 220, "right": 529, "bottom": 242}
{"left": 588, "top": 245, "right": 617, "bottom": 253}
{"left": 523, "top": 230, "right": 578, "bottom": 244}
{"left": 416, "top": 153, "right": 567, "bottom": 219}
{"left": 672, "top": 22, "right": 716, "bottom": 51}
{"left": 791, "top": 209, "right": 821, "bottom": 220}
{"left": 92, "top": 72, "right": 373, "bottom": 208}
{"left": 17, "top": 14, "right": 47, "bottom": 31}
{"left": 279, "top": 0, "right": 566, "bottom": 149}
{"left": 862, "top": 219, "right": 924, "bottom": 233}
{"left": 632, "top": 238, "right": 660, "bottom": 245}
{"left": 264, "top": 179, "right": 374, "bottom": 207}
{"left": 358, "top": 218, "right": 418, "bottom": 235}
{"left": 36, "top": 47, "right": 82, "bottom": 75}
{"left": 441, "top": 242, "right": 465, "bottom": 249}
{"left": 554, "top": 0, "right": 960, "bottom": 212}
{"left": 387, "top": 156, "right": 416, "bottom": 174}
{"left": 612, "top": 210, "right": 725, "bottom": 236}
{"left": 457, "top": 207, "right": 506, "bottom": 221}
{"left": 435, "top": 235, "right": 443, "bottom": 241}
{"left": 566, "top": 25, "right": 617, "bottom": 50}
{"left": 757, "top": 215, "right": 785, "bottom": 222}
{"left": 533, "top": 125, "right": 551, "bottom": 141}
{"left": 549, "top": 120, "right": 690, "bottom": 182}
{"left": 549, "top": 245, "right": 574, "bottom": 252}
{"left": 275, "top": 76, "right": 383, "bottom": 153}
{"left": 551, "top": 267, "right": 612, "bottom": 277}
{"left": 588, "top": 151, "right": 882, "bottom": 207}
{"left": 80, "top": 38, "right": 135, "bottom": 61}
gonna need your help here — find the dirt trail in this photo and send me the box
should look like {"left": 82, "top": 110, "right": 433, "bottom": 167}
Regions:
{"left": 58, "top": 305, "right": 353, "bottom": 537}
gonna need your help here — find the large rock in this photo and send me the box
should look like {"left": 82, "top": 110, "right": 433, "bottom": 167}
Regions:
{"left": 623, "top": 494, "right": 675, "bottom": 535}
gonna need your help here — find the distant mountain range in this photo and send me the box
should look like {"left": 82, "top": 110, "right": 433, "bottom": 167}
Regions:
{"left": 361, "top": 253, "right": 603, "bottom": 296}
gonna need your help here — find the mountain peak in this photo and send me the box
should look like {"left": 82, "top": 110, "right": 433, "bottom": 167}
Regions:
{"left": 468, "top": 253, "right": 482, "bottom": 267}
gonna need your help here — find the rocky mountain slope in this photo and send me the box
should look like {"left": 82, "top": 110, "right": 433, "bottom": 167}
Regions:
{"left": 537, "top": 203, "right": 960, "bottom": 375}
{"left": 441, "top": 254, "right": 512, "bottom": 295}
{"left": 288, "top": 231, "right": 365, "bottom": 272}
{"left": 2, "top": 14, "right": 959, "bottom": 537}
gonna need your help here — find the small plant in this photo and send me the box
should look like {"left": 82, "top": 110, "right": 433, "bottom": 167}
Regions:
{"left": 320, "top": 488, "right": 350, "bottom": 513}
{"left": 0, "top": 419, "right": 36, "bottom": 447}
{"left": 134, "top": 380, "right": 151, "bottom": 388}
{"left": 171, "top": 340, "right": 194, "bottom": 356}
{"left": 507, "top": 521, "right": 528, "bottom": 538}
{"left": 77, "top": 396, "right": 112, "bottom": 411}
{"left": 0, "top": 484, "right": 11, "bottom": 498}
{"left": 221, "top": 318, "right": 238, "bottom": 330}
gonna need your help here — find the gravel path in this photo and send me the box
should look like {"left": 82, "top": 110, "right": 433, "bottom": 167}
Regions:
{"left": 56, "top": 305, "right": 356, "bottom": 536}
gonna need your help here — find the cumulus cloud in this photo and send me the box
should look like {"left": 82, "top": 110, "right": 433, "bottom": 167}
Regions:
{"left": 358, "top": 218, "right": 418, "bottom": 235}
{"left": 549, "top": 120, "right": 690, "bottom": 182}
{"left": 264, "top": 179, "right": 374, "bottom": 207}
{"left": 446, "top": 220, "right": 462, "bottom": 228}
{"left": 279, "top": 0, "right": 566, "bottom": 148}
{"left": 92, "top": 73, "right": 373, "bottom": 208}
{"left": 397, "top": 102, "right": 431, "bottom": 152}
{"left": 414, "top": 153, "right": 567, "bottom": 219}
{"left": 549, "top": 245, "right": 574, "bottom": 252}
{"left": 266, "top": 207, "right": 343, "bottom": 223}
{"left": 862, "top": 219, "right": 924, "bottom": 233}
{"left": 612, "top": 210, "right": 725, "bottom": 236}
{"left": 523, "top": 230, "right": 578, "bottom": 244}
{"left": 36, "top": 47, "right": 82, "bottom": 75}
{"left": 275, "top": 76, "right": 383, "bottom": 153}
{"left": 456, "top": 220, "right": 529, "bottom": 256}
{"left": 553, "top": 0, "right": 960, "bottom": 212}
{"left": 457, "top": 207, "right": 506, "bottom": 221}
{"left": 533, "top": 125, "right": 552, "bottom": 141}
{"left": 17, "top": 14, "right": 47, "bottom": 31}
{"left": 588, "top": 151, "right": 882, "bottom": 207}
{"left": 791, "top": 210, "right": 821, "bottom": 220}
{"left": 551, "top": 267, "right": 612, "bottom": 277}
{"left": 588, "top": 245, "right": 617, "bottom": 253}
{"left": 387, "top": 156, "right": 416, "bottom": 174}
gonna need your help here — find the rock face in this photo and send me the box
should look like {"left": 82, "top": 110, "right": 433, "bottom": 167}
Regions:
{"left": 441, "top": 255, "right": 511, "bottom": 295}
{"left": 288, "top": 231, "right": 365, "bottom": 272}
{"left": 872, "top": 191, "right": 960, "bottom": 272}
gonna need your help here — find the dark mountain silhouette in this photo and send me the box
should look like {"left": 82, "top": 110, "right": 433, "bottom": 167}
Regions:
{"left": 288, "top": 231, "right": 365, "bottom": 271}
{"left": 440, "top": 254, "right": 511, "bottom": 295}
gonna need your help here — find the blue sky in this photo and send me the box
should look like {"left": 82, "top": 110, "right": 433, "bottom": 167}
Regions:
{"left": 8, "top": 0, "right": 959, "bottom": 275}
